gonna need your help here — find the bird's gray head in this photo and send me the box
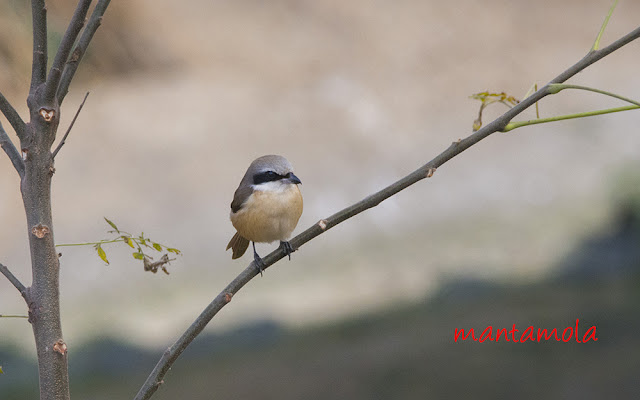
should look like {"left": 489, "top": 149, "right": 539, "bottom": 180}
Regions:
{"left": 245, "top": 155, "right": 302, "bottom": 187}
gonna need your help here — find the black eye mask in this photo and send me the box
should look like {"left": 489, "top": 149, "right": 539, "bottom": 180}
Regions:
{"left": 253, "top": 170, "right": 285, "bottom": 185}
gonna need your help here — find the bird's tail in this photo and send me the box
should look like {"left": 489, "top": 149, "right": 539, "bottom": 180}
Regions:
{"left": 226, "top": 231, "right": 250, "bottom": 259}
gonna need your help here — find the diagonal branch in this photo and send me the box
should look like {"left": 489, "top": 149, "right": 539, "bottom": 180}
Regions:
{"left": 30, "top": 0, "right": 48, "bottom": 91}
{"left": 0, "top": 263, "right": 28, "bottom": 301}
{"left": 44, "top": 0, "right": 93, "bottom": 104}
{"left": 0, "top": 121, "right": 25, "bottom": 177}
{"left": 52, "top": 91, "right": 90, "bottom": 158}
{"left": 134, "top": 24, "right": 640, "bottom": 400}
{"left": 552, "top": 26, "right": 640, "bottom": 85}
{"left": 58, "top": 0, "right": 112, "bottom": 103}
{"left": 0, "top": 91, "right": 26, "bottom": 141}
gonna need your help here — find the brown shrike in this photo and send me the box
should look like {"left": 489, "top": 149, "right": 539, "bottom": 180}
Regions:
{"left": 226, "top": 155, "right": 303, "bottom": 273}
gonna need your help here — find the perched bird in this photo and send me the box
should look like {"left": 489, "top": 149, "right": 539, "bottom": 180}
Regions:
{"left": 226, "top": 155, "right": 303, "bottom": 273}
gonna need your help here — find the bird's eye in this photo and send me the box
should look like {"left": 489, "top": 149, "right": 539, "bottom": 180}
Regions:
{"left": 253, "top": 170, "right": 282, "bottom": 185}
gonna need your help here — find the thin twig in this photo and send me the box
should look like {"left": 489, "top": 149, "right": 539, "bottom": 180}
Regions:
{"left": 503, "top": 105, "right": 639, "bottom": 132}
{"left": 56, "top": 238, "right": 123, "bottom": 247}
{"left": 44, "top": 0, "right": 93, "bottom": 104}
{"left": 0, "top": 121, "right": 25, "bottom": 177}
{"left": 52, "top": 92, "right": 90, "bottom": 158}
{"left": 134, "top": 24, "right": 640, "bottom": 400}
{"left": 592, "top": 0, "right": 619, "bottom": 51}
{"left": 0, "top": 315, "right": 29, "bottom": 319}
{"left": 548, "top": 83, "right": 640, "bottom": 106}
{"left": 0, "top": 263, "right": 27, "bottom": 300}
{"left": 58, "top": 0, "right": 112, "bottom": 103}
{"left": 0, "top": 91, "right": 26, "bottom": 141}
{"left": 30, "top": 0, "right": 48, "bottom": 91}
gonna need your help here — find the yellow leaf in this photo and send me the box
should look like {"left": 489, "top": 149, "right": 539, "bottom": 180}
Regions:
{"left": 104, "top": 217, "right": 119, "bottom": 233}
{"left": 97, "top": 245, "right": 109, "bottom": 265}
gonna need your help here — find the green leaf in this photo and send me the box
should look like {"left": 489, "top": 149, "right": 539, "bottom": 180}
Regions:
{"left": 0, "top": 366, "right": 4, "bottom": 373}
{"left": 152, "top": 242, "right": 162, "bottom": 251}
{"left": 167, "top": 248, "right": 182, "bottom": 255}
{"left": 96, "top": 245, "right": 109, "bottom": 265}
{"left": 104, "top": 217, "right": 119, "bottom": 233}
{"left": 132, "top": 252, "right": 144, "bottom": 260}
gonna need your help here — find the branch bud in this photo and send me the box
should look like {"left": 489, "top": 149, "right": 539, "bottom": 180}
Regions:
{"left": 39, "top": 108, "right": 55, "bottom": 122}
{"left": 53, "top": 339, "right": 67, "bottom": 355}
{"left": 31, "top": 224, "right": 50, "bottom": 238}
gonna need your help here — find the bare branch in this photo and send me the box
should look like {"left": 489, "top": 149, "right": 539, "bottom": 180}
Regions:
{"left": 0, "top": 263, "right": 28, "bottom": 300}
{"left": 52, "top": 92, "right": 90, "bottom": 158}
{"left": 44, "top": 0, "right": 93, "bottom": 104}
{"left": 0, "top": 121, "right": 25, "bottom": 177}
{"left": 58, "top": 0, "right": 112, "bottom": 103}
{"left": 552, "top": 26, "right": 640, "bottom": 85}
{"left": 134, "top": 25, "right": 640, "bottom": 400}
{"left": 30, "top": 0, "right": 48, "bottom": 91}
{"left": 0, "top": 91, "right": 26, "bottom": 141}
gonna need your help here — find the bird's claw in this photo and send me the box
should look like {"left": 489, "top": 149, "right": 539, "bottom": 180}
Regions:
{"left": 253, "top": 254, "right": 265, "bottom": 276}
{"left": 252, "top": 241, "right": 265, "bottom": 276}
{"left": 280, "top": 241, "right": 295, "bottom": 260}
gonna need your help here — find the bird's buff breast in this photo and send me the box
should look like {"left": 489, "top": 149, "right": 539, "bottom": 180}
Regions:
{"left": 230, "top": 185, "right": 303, "bottom": 243}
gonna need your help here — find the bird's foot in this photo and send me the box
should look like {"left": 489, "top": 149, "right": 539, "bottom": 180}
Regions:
{"left": 253, "top": 253, "right": 266, "bottom": 276}
{"left": 252, "top": 242, "right": 265, "bottom": 276}
{"left": 279, "top": 241, "right": 295, "bottom": 260}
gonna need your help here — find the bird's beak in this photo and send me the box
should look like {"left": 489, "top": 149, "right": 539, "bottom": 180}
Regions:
{"left": 287, "top": 173, "right": 302, "bottom": 185}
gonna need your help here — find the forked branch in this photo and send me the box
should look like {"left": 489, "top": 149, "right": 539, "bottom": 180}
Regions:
{"left": 44, "top": 0, "right": 93, "bottom": 103}
{"left": 58, "top": 0, "right": 112, "bottom": 103}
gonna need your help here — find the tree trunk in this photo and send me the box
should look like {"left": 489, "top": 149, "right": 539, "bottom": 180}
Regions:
{"left": 22, "top": 90, "right": 70, "bottom": 400}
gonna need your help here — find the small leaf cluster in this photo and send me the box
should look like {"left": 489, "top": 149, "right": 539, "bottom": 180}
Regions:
{"left": 58, "top": 217, "right": 181, "bottom": 274}
{"left": 102, "top": 217, "right": 181, "bottom": 263}
{"left": 470, "top": 91, "right": 520, "bottom": 131}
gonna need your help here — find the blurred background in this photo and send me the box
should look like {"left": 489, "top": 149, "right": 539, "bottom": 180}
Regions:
{"left": 1, "top": 0, "right": 640, "bottom": 398}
